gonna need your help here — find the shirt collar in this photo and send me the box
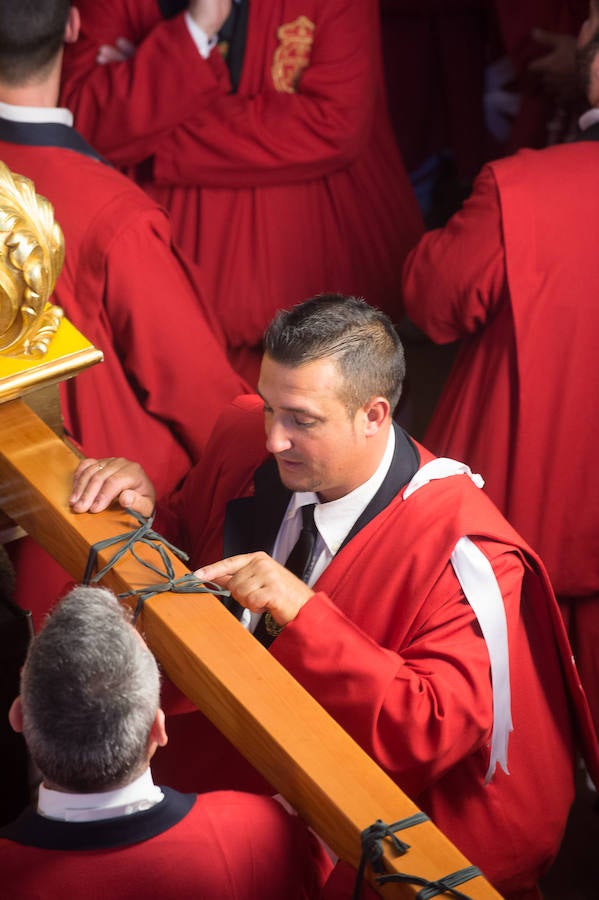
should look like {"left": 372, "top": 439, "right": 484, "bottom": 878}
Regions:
{"left": 0, "top": 99, "right": 73, "bottom": 127}
{"left": 579, "top": 107, "right": 599, "bottom": 132}
{"left": 287, "top": 426, "right": 396, "bottom": 556}
{"left": 38, "top": 768, "right": 164, "bottom": 822}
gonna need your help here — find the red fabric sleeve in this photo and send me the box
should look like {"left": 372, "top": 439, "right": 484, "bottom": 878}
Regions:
{"left": 151, "top": 0, "right": 382, "bottom": 188}
{"left": 102, "top": 204, "right": 247, "bottom": 462}
{"left": 273, "top": 547, "right": 524, "bottom": 797}
{"left": 402, "top": 164, "right": 507, "bottom": 343}
{"left": 154, "top": 395, "right": 265, "bottom": 558}
{"left": 60, "top": 2, "right": 228, "bottom": 166}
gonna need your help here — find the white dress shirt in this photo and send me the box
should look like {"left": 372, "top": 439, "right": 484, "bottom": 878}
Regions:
{"left": 185, "top": 0, "right": 242, "bottom": 58}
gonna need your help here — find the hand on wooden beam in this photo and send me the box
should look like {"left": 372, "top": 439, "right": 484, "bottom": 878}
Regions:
{"left": 69, "top": 457, "right": 156, "bottom": 517}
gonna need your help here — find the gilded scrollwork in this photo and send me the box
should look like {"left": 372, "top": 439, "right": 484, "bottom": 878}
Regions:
{"left": 0, "top": 159, "right": 64, "bottom": 358}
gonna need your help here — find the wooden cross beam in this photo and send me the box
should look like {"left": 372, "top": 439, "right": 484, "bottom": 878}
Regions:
{"left": 0, "top": 397, "right": 502, "bottom": 899}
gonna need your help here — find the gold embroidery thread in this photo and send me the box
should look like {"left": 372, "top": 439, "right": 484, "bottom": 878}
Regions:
{"left": 271, "top": 16, "right": 315, "bottom": 94}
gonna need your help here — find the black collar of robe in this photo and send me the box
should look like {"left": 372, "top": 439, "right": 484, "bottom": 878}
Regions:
{"left": 0, "top": 787, "right": 195, "bottom": 850}
{"left": 0, "top": 116, "right": 104, "bottom": 162}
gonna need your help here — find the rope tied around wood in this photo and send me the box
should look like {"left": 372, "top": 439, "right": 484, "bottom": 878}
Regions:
{"left": 82, "top": 508, "right": 230, "bottom": 623}
{"left": 353, "top": 812, "right": 482, "bottom": 900}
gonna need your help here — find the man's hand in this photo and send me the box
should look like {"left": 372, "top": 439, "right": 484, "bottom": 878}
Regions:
{"left": 188, "top": 0, "right": 232, "bottom": 38}
{"left": 529, "top": 30, "right": 578, "bottom": 99}
{"left": 195, "top": 551, "right": 314, "bottom": 626}
{"left": 69, "top": 457, "right": 156, "bottom": 517}
{"left": 97, "top": 37, "right": 136, "bottom": 65}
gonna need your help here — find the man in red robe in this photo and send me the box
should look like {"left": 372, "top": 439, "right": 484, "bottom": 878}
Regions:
{"left": 0, "top": 0, "right": 247, "bottom": 624}
{"left": 60, "top": 0, "right": 424, "bottom": 384}
{"left": 0, "top": 585, "right": 331, "bottom": 899}
{"left": 402, "top": 12, "right": 599, "bottom": 740}
{"left": 71, "top": 294, "right": 599, "bottom": 900}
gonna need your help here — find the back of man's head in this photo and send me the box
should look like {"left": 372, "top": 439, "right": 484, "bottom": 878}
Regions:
{"left": 263, "top": 293, "right": 406, "bottom": 415}
{"left": 0, "top": 0, "right": 70, "bottom": 86}
{"left": 20, "top": 585, "right": 161, "bottom": 792}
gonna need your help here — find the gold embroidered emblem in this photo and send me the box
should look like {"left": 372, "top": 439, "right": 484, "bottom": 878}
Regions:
{"left": 271, "top": 16, "right": 315, "bottom": 94}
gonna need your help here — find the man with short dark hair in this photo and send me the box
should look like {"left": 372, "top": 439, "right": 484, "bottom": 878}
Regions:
{"left": 0, "top": 585, "right": 331, "bottom": 898}
{"left": 70, "top": 294, "right": 599, "bottom": 900}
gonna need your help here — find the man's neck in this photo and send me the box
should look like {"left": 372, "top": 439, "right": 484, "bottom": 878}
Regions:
{"left": 0, "top": 61, "right": 61, "bottom": 110}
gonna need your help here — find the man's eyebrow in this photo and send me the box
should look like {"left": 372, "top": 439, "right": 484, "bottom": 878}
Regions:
{"left": 257, "top": 391, "right": 324, "bottom": 419}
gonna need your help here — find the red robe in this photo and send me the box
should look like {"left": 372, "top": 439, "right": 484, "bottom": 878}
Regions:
{"left": 0, "top": 119, "right": 246, "bottom": 626}
{"left": 61, "top": 0, "right": 424, "bottom": 382}
{"left": 0, "top": 788, "right": 331, "bottom": 899}
{"left": 152, "top": 395, "right": 599, "bottom": 899}
{"left": 402, "top": 141, "right": 599, "bottom": 734}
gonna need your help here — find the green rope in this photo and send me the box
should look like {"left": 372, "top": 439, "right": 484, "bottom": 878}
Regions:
{"left": 82, "top": 508, "right": 230, "bottom": 623}
{"left": 377, "top": 865, "right": 482, "bottom": 899}
{"left": 353, "top": 814, "right": 482, "bottom": 900}
{"left": 353, "top": 813, "right": 429, "bottom": 900}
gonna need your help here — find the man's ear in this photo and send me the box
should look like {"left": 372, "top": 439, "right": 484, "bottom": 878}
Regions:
{"left": 147, "top": 707, "right": 168, "bottom": 761}
{"left": 8, "top": 696, "right": 23, "bottom": 734}
{"left": 65, "top": 6, "right": 81, "bottom": 45}
{"left": 363, "top": 396, "right": 390, "bottom": 436}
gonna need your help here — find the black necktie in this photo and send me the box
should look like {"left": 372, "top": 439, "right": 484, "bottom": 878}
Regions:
{"left": 284, "top": 503, "right": 318, "bottom": 582}
{"left": 217, "top": 0, "right": 249, "bottom": 92}
{"left": 254, "top": 503, "right": 319, "bottom": 647}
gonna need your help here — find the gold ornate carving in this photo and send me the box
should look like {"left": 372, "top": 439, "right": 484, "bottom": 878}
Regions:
{"left": 271, "top": 16, "right": 315, "bottom": 94}
{"left": 0, "top": 159, "right": 65, "bottom": 358}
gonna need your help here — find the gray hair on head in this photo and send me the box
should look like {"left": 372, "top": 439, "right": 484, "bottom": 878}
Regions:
{"left": 21, "top": 585, "right": 160, "bottom": 792}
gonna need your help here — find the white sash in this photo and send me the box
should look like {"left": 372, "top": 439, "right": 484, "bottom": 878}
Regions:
{"left": 403, "top": 458, "right": 512, "bottom": 782}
